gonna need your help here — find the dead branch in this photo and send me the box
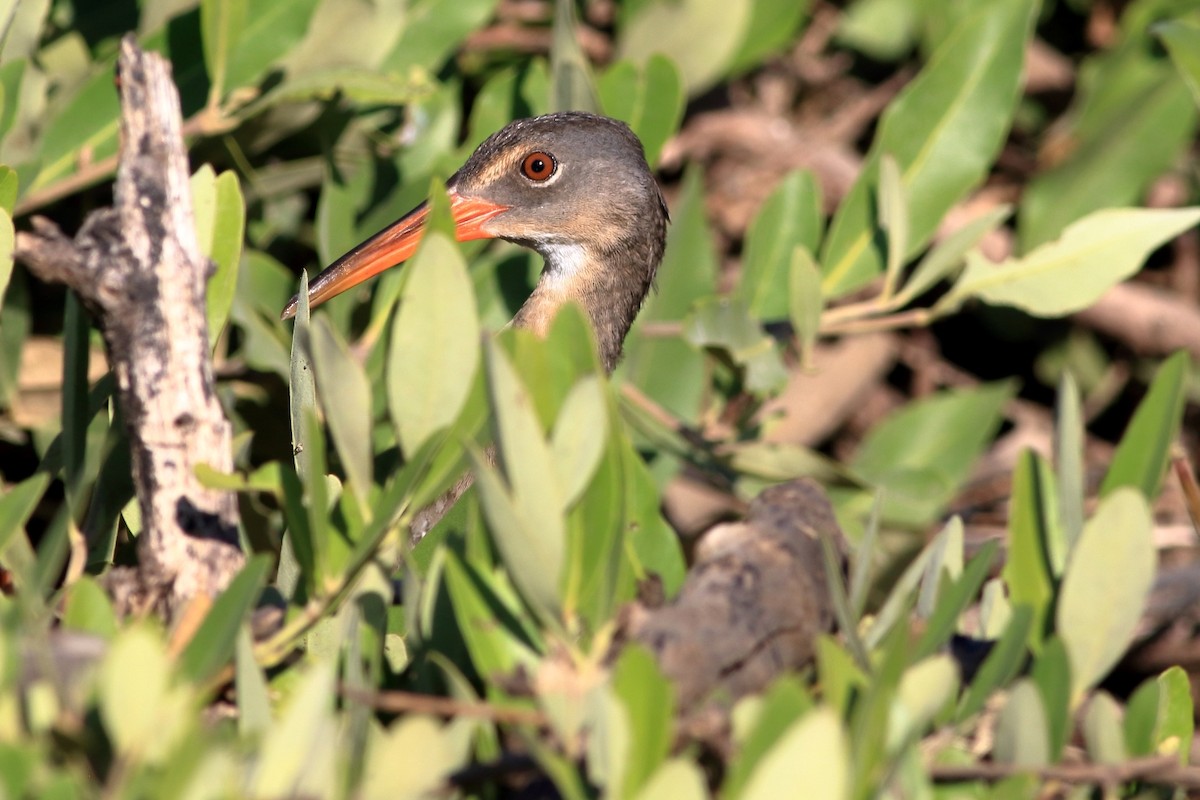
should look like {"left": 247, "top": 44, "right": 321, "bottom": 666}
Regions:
{"left": 617, "top": 479, "right": 847, "bottom": 741}
{"left": 930, "top": 754, "right": 1200, "bottom": 790}
{"left": 13, "top": 37, "right": 243, "bottom": 618}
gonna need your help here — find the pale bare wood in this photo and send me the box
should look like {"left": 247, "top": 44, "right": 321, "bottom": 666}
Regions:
{"left": 14, "top": 37, "right": 243, "bottom": 617}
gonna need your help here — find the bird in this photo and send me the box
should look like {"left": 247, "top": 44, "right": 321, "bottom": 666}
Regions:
{"left": 281, "top": 111, "right": 669, "bottom": 374}
{"left": 281, "top": 111, "right": 670, "bottom": 540}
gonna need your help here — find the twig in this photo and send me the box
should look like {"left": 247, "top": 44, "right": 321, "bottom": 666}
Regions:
{"left": 338, "top": 684, "right": 549, "bottom": 728}
{"left": 1171, "top": 447, "right": 1200, "bottom": 541}
{"left": 929, "top": 754, "right": 1200, "bottom": 789}
{"left": 13, "top": 38, "right": 243, "bottom": 617}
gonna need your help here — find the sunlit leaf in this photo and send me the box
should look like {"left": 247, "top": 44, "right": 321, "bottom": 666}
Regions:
{"left": 993, "top": 679, "right": 1049, "bottom": 766}
{"left": 389, "top": 232, "right": 481, "bottom": 456}
{"left": 948, "top": 208, "right": 1200, "bottom": 316}
{"left": 1057, "top": 488, "right": 1155, "bottom": 703}
{"left": 741, "top": 709, "right": 847, "bottom": 800}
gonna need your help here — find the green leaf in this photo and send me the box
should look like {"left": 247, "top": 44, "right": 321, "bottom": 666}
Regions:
{"left": 612, "top": 646, "right": 675, "bottom": 798}
{"left": 1018, "top": 46, "right": 1196, "bottom": 250}
{"left": 1057, "top": 488, "right": 1155, "bottom": 703}
{"left": 634, "top": 759, "right": 707, "bottom": 800}
{"left": 1030, "top": 637, "right": 1072, "bottom": 759}
{"left": 310, "top": 317, "right": 373, "bottom": 505}
{"left": 836, "top": 0, "right": 919, "bottom": 61}
{"left": 361, "top": 715, "right": 463, "bottom": 798}
{"left": 235, "top": 628, "right": 271, "bottom": 737}
{"left": 0, "top": 473, "right": 48, "bottom": 555}
{"left": 685, "top": 296, "right": 788, "bottom": 394}
{"left": 726, "top": 677, "right": 814, "bottom": 799}
{"left": 741, "top": 709, "right": 847, "bottom": 800}
{"left": 550, "top": 0, "right": 600, "bottom": 113}
{"left": 1100, "top": 350, "right": 1189, "bottom": 498}
{"left": 31, "top": 65, "right": 120, "bottom": 194}
{"left": 551, "top": 376, "right": 609, "bottom": 507}
{"left": 222, "top": 0, "right": 322, "bottom": 91}
{"left": 957, "top": 605, "right": 1034, "bottom": 721}
{"left": 0, "top": 207, "right": 11, "bottom": 317}
{"left": 0, "top": 167, "right": 18, "bottom": 213}
{"left": 382, "top": 0, "right": 500, "bottom": 74}
{"left": 442, "top": 549, "right": 540, "bottom": 679}
{"left": 598, "top": 55, "right": 685, "bottom": 166}
{"left": 728, "top": 0, "right": 810, "bottom": 73}
{"left": 1001, "top": 451, "right": 1059, "bottom": 653}
{"left": 893, "top": 205, "right": 1012, "bottom": 307}
{"left": 191, "top": 167, "right": 245, "bottom": 348}
{"left": 617, "top": 0, "right": 751, "bottom": 94}
{"left": 200, "top": 0, "right": 247, "bottom": 102}
{"left": 1160, "top": 17, "right": 1200, "bottom": 106}
{"left": 476, "top": 341, "right": 566, "bottom": 617}
{"left": 820, "top": 0, "right": 1035, "bottom": 294}
{"left": 246, "top": 67, "right": 432, "bottom": 114}
{"left": 948, "top": 207, "right": 1200, "bottom": 316}
{"left": 61, "top": 575, "right": 118, "bottom": 639}
{"left": 1055, "top": 372, "right": 1085, "bottom": 555}
{"left": 388, "top": 232, "right": 481, "bottom": 456}
{"left": 877, "top": 154, "right": 908, "bottom": 295}
{"left": 619, "top": 167, "right": 715, "bottom": 419}
{"left": 1155, "top": 666, "right": 1194, "bottom": 763}
{"left": 178, "top": 555, "right": 270, "bottom": 685}
{"left": 887, "top": 655, "right": 958, "bottom": 752}
{"left": 101, "top": 626, "right": 193, "bottom": 763}
{"left": 250, "top": 660, "right": 337, "bottom": 798}
{"left": 852, "top": 382, "right": 1013, "bottom": 527}
{"left": 992, "top": 679, "right": 1049, "bottom": 766}
{"left": 737, "top": 170, "right": 823, "bottom": 320}
{"left": 788, "top": 247, "right": 823, "bottom": 369}
{"left": 1083, "top": 692, "right": 1128, "bottom": 765}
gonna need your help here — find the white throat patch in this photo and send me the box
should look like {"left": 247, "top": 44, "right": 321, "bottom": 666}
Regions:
{"left": 539, "top": 242, "right": 588, "bottom": 291}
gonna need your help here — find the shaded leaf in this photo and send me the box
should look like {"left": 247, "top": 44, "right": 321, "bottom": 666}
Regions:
{"left": 821, "top": 0, "right": 1035, "bottom": 293}
{"left": 1100, "top": 350, "right": 1189, "bottom": 499}
{"left": 311, "top": 317, "right": 373, "bottom": 504}
{"left": 737, "top": 170, "right": 823, "bottom": 320}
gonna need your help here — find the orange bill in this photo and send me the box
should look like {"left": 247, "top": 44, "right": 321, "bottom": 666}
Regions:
{"left": 281, "top": 191, "right": 510, "bottom": 320}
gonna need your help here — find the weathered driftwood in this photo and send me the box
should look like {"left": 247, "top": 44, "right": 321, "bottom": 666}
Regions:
{"left": 616, "top": 478, "right": 848, "bottom": 740}
{"left": 14, "top": 37, "right": 242, "bottom": 617}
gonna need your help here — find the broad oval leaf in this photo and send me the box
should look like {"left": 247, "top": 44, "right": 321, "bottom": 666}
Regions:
{"left": 950, "top": 207, "right": 1200, "bottom": 316}
{"left": 551, "top": 375, "right": 609, "bottom": 507}
{"left": 388, "top": 232, "right": 481, "bottom": 456}
{"left": 993, "top": 679, "right": 1049, "bottom": 766}
{"left": 740, "top": 708, "right": 847, "bottom": 800}
{"left": 1057, "top": 488, "right": 1155, "bottom": 703}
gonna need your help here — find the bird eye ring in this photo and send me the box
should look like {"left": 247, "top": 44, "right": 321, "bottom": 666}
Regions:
{"left": 521, "top": 151, "right": 556, "bottom": 182}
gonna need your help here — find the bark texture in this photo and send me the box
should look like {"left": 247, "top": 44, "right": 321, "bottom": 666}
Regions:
{"left": 617, "top": 478, "right": 848, "bottom": 737}
{"left": 13, "top": 37, "right": 242, "bottom": 617}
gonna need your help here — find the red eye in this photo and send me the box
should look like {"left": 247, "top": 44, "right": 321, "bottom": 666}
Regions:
{"left": 521, "top": 151, "right": 556, "bottom": 182}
